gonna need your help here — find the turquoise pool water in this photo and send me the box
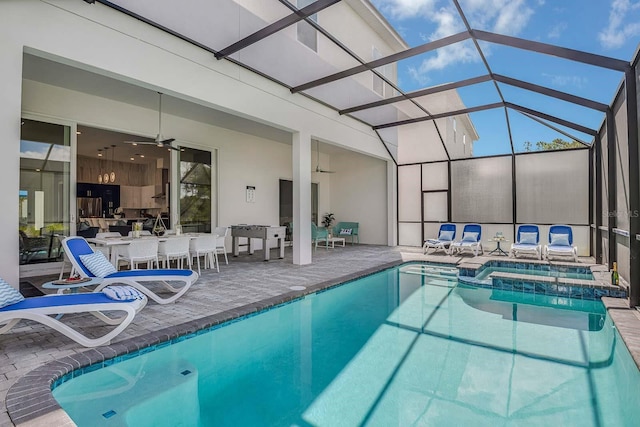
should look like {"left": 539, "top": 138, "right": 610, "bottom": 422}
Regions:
{"left": 53, "top": 264, "right": 640, "bottom": 426}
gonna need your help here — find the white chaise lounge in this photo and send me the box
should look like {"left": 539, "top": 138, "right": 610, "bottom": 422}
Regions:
{"left": 63, "top": 236, "right": 198, "bottom": 305}
{"left": 510, "top": 224, "right": 542, "bottom": 260}
{"left": 0, "top": 279, "right": 146, "bottom": 347}
{"left": 449, "top": 224, "right": 483, "bottom": 257}
{"left": 423, "top": 223, "right": 456, "bottom": 255}
{"left": 544, "top": 224, "right": 578, "bottom": 262}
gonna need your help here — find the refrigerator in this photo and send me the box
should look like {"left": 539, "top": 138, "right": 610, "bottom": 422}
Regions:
{"left": 77, "top": 197, "right": 102, "bottom": 218}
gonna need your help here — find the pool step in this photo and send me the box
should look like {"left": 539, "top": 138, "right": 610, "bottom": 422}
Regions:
{"left": 400, "top": 265, "right": 458, "bottom": 279}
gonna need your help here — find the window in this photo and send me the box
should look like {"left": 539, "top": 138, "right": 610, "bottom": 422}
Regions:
{"left": 452, "top": 118, "right": 457, "bottom": 144}
{"left": 297, "top": 0, "right": 318, "bottom": 52}
{"left": 372, "top": 46, "right": 384, "bottom": 96}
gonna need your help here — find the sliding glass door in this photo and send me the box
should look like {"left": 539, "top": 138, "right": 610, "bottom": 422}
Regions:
{"left": 19, "top": 118, "right": 71, "bottom": 265}
{"left": 179, "top": 147, "right": 215, "bottom": 233}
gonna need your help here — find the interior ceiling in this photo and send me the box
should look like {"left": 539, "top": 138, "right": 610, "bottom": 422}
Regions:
{"left": 23, "top": 54, "right": 352, "bottom": 158}
{"left": 22, "top": 54, "right": 294, "bottom": 154}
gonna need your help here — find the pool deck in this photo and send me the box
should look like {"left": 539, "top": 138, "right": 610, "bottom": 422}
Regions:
{"left": 1, "top": 245, "right": 639, "bottom": 426}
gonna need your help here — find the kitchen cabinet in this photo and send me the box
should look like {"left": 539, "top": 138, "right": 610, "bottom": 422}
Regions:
{"left": 120, "top": 185, "right": 157, "bottom": 209}
{"left": 76, "top": 183, "right": 120, "bottom": 215}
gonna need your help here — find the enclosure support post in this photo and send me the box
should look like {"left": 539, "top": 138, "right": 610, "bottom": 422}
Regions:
{"left": 606, "top": 109, "right": 617, "bottom": 270}
{"left": 625, "top": 69, "right": 639, "bottom": 307}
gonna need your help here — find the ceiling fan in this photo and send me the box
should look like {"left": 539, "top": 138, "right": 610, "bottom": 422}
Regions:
{"left": 313, "top": 140, "right": 335, "bottom": 173}
{"left": 124, "top": 92, "right": 180, "bottom": 151}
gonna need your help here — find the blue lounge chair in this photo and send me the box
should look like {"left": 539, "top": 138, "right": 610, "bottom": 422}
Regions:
{"left": 62, "top": 236, "right": 199, "bottom": 305}
{"left": 544, "top": 225, "right": 578, "bottom": 261}
{"left": 0, "top": 280, "right": 146, "bottom": 347}
{"left": 449, "top": 224, "right": 483, "bottom": 256}
{"left": 422, "top": 223, "right": 456, "bottom": 255}
{"left": 509, "top": 224, "right": 542, "bottom": 260}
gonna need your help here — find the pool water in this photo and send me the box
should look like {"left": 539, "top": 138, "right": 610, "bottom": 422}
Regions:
{"left": 53, "top": 264, "right": 640, "bottom": 426}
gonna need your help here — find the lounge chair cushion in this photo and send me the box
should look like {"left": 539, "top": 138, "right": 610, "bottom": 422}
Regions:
{"left": 438, "top": 230, "right": 454, "bottom": 241}
{"left": 461, "top": 232, "right": 479, "bottom": 242}
{"left": 550, "top": 233, "right": 570, "bottom": 246}
{"left": 340, "top": 228, "right": 353, "bottom": 235}
{"left": 0, "top": 278, "right": 24, "bottom": 308}
{"left": 102, "top": 285, "right": 146, "bottom": 301}
{"left": 519, "top": 232, "right": 538, "bottom": 245}
{"left": 80, "top": 252, "right": 117, "bottom": 277}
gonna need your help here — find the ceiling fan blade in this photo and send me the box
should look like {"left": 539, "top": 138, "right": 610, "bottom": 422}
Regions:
{"left": 313, "top": 166, "right": 335, "bottom": 173}
{"left": 123, "top": 140, "right": 157, "bottom": 146}
{"left": 160, "top": 138, "right": 175, "bottom": 144}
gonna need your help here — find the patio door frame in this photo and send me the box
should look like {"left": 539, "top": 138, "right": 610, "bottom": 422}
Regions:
{"left": 171, "top": 141, "right": 218, "bottom": 233}
{"left": 19, "top": 112, "right": 78, "bottom": 278}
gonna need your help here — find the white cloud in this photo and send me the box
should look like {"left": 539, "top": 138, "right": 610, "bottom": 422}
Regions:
{"left": 542, "top": 73, "right": 588, "bottom": 89}
{"left": 548, "top": 22, "right": 567, "bottom": 39}
{"left": 374, "top": 0, "right": 537, "bottom": 85}
{"left": 371, "top": 0, "right": 437, "bottom": 19}
{"left": 598, "top": 0, "right": 640, "bottom": 49}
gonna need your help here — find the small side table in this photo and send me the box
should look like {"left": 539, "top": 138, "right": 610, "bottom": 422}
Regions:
{"left": 42, "top": 277, "right": 101, "bottom": 294}
{"left": 488, "top": 238, "right": 509, "bottom": 256}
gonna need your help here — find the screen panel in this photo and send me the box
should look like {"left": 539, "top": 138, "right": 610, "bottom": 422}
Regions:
{"left": 516, "top": 150, "right": 589, "bottom": 225}
{"left": 393, "top": 121, "right": 448, "bottom": 164}
{"left": 422, "top": 162, "right": 448, "bottom": 191}
{"left": 423, "top": 192, "right": 447, "bottom": 222}
{"left": 451, "top": 156, "right": 512, "bottom": 223}
{"left": 614, "top": 96, "right": 629, "bottom": 231}
{"left": 398, "top": 165, "right": 421, "bottom": 222}
{"left": 399, "top": 222, "right": 421, "bottom": 246}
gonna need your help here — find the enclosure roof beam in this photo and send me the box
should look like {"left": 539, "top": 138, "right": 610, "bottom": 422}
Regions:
{"left": 215, "top": 0, "right": 341, "bottom": 59}
{"left": 339, "top": 75, "right": 492, "bottom": 115}
{"left": 494, "top": 74, "right": 609, "bottom": 112}
{"left": 473, "top": 30, "right": 630, "bottom": 71}
{"left": 505, "top": 102, "right": 598, "bottom": 136}
{"left": 373, "top": 102, "right": 503, "bottom": 130}
{"left": 291, "top": 32, "right": 470, "bottom": 93}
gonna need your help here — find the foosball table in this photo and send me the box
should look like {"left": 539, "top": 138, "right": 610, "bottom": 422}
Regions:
{"left": 231, "top": 225, "right": 287, "bottom": 261}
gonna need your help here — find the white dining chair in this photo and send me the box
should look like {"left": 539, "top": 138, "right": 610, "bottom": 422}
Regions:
{"left": 117, "top": 238, "right": 159, "bottom": 270}
{"left": 213, "top": 226, "right": 229, "bottom": 265}
{"left": 96, "top": 232, "right": 122, "bottom": 239}
{"left": 158, "top": 236, "right": 192, "bottom": 269}
{"left": 190, "top": 235, "right": 218, "bottom": 274}
{"left": 90, "top": 232, "right": 117, "bottom": 259}
{"left": 127, "top": 230, "right": 152, "bottom": 237}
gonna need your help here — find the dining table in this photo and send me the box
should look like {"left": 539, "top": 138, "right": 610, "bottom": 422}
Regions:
{"left": 87, "top": 233, "right": 207, "bottom": 267}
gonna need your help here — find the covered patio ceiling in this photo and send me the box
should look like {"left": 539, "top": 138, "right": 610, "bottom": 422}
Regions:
{"left": 85, "top": 0, "right": 639, "bottom": 162}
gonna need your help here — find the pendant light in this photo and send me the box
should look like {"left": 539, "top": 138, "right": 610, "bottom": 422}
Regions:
{"left": 102, "top": 146, "right": 109, "bottom": 184}
{"left": 110, "top": 144, "right": 116, "bottom": 183}
{"left": 97, "top": 148, "right": 104, "bottom": 183}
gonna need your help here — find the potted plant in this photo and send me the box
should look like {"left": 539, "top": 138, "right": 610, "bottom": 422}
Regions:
{"left": 322, "top": 213, "right": 335, "bottom": 231}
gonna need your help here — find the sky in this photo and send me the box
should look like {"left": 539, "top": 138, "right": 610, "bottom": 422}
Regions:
{"left": 369, "top": 0, "right": 640, "bottom": 156}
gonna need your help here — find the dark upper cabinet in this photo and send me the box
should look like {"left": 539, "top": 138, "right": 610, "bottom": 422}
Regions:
{"left": 77, "top": 183, "right": 120, "bottom": 216}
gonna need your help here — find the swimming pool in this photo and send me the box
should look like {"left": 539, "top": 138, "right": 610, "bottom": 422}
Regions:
{"left": 53, "top": 264, "right": 640, "bottom": 426}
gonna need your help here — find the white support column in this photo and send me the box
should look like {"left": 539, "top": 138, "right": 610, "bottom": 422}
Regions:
{"left": 0, "top": 40, "right": 23, "bottom": 287}
{"left": 387, "top": 160, "right": 398, "bottom": 246}
{"left": 293, "top": 131, "right": 312, "bottom": 265}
